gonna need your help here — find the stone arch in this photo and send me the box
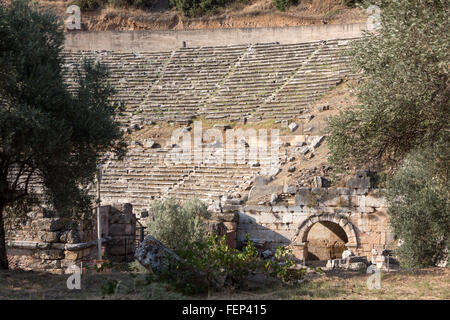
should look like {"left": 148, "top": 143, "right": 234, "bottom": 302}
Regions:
{"left": 293, "top": 214, "right": 359, "bottom": 261}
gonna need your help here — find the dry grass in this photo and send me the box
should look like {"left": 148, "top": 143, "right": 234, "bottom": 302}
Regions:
{"left": 1, "top": 267, "right": 448, "bottom": 300}
{"left": 211, "top": 268, "right": 450, "bottom": 300}
{"left": 36, "top": 0, "right": 367, "bottom": 31}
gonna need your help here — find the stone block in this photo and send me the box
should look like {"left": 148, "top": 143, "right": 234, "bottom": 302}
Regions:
{"left": 64, "top": 250, "right": 82, "bottom": 261}
{"left": 258, "top": 212, "right": 279, "bottom": 224}
{"left": 109, "top": 224, "right": 126, "bottom": 236}
{"left": 31, "top": 218, "right": 64, "bottom": 232}
{"left": 35, "top": 250, "right": 64, "bottom": 260}
{"left": 37, "top": 231, "right": 60, "bottom": 243}
{"left": 283, "top": 185, "right": 297, "bottom": 194}
{"left": 135, "top": 235, "right": 183, "bottom": 273}
{"left": 295, "top": 188, "right": 312, "bottom": 206}
{"left": 59, "top": 229, "right": 82, "bottom": 244}
{"left": 365, "top": 195, "right": 386, "bottom": 207}
{"left": 223, "top": 222, "right": 237, "bottom": 231}
{"left": 216, "top": 212, "right": 239, "bottom": 222}
{"left": 309, "top": 136, "right": 325, "bottom": 149}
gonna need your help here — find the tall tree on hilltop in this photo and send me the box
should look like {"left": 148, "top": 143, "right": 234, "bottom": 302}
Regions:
{"left": 0, "top": 0, "right": 126, "bottom": 269}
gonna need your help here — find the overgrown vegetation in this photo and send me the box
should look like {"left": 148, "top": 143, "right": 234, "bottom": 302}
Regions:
{"left": 159, "top": 234, "right": 306, "bottom": 295}
{"left": 72, "top": 0, "right": 100, "bottom": 11}
{"left": 326, "top": 0, "right": 449, "bottom": 267}
{"left": 72, "top": 0, "right": 159, "bottom": 11}
{"left": 107, "top": 0, "right": 157, "bottom": 9}
{"left": 145, "top": 198, "right": 307, "bottom": 294}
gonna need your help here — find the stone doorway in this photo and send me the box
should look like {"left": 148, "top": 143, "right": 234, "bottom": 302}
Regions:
{"left": 292, "top": 214, "right": 359, "bottom": 264}
{"left": 305, "top": 221, "right": 348, "bottom": 261}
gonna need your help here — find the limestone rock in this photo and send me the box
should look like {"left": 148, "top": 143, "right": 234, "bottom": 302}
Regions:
{"left": 288, "top": 122, "right": 298, "bottom": 132}
{"left": 262, "top": 250, "right": 273, "bottom": 259}
{"left": 213, "top": 124, "right": 231, "bottom": 131}
{"left": 317, "top": 105, "right": 330, "bottom": 112}
{"left": 270, "top": 193, "right": 278, "bottom": 205}
{"left": 309, "top": 136, "right": 324, "bottom": 149}
{"left": 342, "top": 249, "right": 354, "bottom": 260}
{"left": 296, "top": 146, "right": 310, "bottom": 155}
{"left": 346, "top": 170, "right": 371, "bottom": 194}
{"left": 253, "top": 176, "right": 272, "bottom": 186}
{"left": 348, "top": 262, "right": 367, "bottom": 271}
{"left": 145, "top": 140, "right": 160, "bottom": 148}
{"left": 135, "top": 235, "right": 184, "bottom": 273}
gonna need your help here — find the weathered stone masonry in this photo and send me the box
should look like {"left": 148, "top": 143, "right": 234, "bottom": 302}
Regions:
{"left": 225, "top": 172, "right": 392, "bottom": 261}
{"left": 6, "top": 204, "right": 137, "bottom": 273}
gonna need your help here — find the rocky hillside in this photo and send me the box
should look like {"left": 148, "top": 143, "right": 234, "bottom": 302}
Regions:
{"left": 40, "top": 0, "right": 367, "bottom": 31}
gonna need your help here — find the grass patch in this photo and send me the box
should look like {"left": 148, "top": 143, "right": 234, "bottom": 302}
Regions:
{"left": 1, "top": 267, "right": 448, "bottom": 300}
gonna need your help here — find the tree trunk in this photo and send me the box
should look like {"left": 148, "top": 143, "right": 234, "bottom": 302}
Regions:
{"left": 0, "top": 202, "right": 9, "bottom": 270}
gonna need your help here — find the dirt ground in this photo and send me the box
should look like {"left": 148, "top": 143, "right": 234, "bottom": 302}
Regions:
{"left": 1, "top": 267, "right": 448, "bottom": 300}
{"left": 38, "top": 0, "right": 367, "bottom": 31}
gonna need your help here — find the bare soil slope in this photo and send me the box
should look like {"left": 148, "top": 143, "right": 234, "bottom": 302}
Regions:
{"left": 40, "top": 0, "right": 366, "bottom": 31}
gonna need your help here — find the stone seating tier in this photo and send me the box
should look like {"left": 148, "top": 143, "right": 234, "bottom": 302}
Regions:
{"left": 62, "top": 38, "right": 357, "bottom": 123}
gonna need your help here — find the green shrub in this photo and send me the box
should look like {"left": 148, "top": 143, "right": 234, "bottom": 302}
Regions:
{"left": 72, "top": 0, "right": 100, "bottom": 11}
{"left": 101, "top": 279, "right": 119, "bottom": 296}
{"left": 264, "top": 245, "right": 302, "bottom": 282}
{"left": 146, "top": 197, "right": 211, "bottom": 251}
{"left": 107, "top": 0, "right": 156, "bottom": 9}
{"left": 160, "top": 234, "right": 304, "bottom": 294}
{"left": 272, "top": 0, "right": 297, "bottom": 12}
{"left": 169, "top": 0, "right": 232, "bottom": 17}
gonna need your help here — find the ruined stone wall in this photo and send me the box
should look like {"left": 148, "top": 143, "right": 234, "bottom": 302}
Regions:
{"left": 6, "top": 208, "right": 97, "bottom": 274}
{"left": 210, "top": 211, "right": 239, "bottom": 249}
{"left": 6, "top": 204, "right": 137, "bottom": 273}
{"left": 102, "top": 203, "right": 137, "bottom": 263}
{"left": 226, "top": 172, "right": 393, "bottom": 261}
{"left": 64, "top": 24, "right": 365, "bottom": 52}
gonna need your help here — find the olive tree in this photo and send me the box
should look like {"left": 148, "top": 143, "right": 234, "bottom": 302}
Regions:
{"left": 0, "top": 0, "right": 126, "bottom": 269}
{"left": 327, "top": 0, "right": 449, "bottom": 171}
{"left": 326, "top": 0, "right": 449, "bottom": 267}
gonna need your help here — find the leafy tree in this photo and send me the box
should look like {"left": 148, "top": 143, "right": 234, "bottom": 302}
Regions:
{"left": 327, "top": 0, "right": 449, "bottom": 171}
{"left": 327, "top": 0, "right": 449, "bottom": 267}
{"left": 385, "top": 136, "right": 449, "bottom": 268}
{"left": 0, "top": 0, "right": 126, "bottom": 269}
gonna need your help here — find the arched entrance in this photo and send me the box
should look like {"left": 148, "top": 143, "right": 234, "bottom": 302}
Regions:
{"left": 306, "top": 221, "right": 348, "bottom": 260}
{"left": 292, "top": 214, "right": 358, "bottom": 263}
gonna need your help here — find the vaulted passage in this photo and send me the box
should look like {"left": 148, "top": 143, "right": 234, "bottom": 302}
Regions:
{"left": 305, "top": 221, "right": 348, "bottom": 261}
